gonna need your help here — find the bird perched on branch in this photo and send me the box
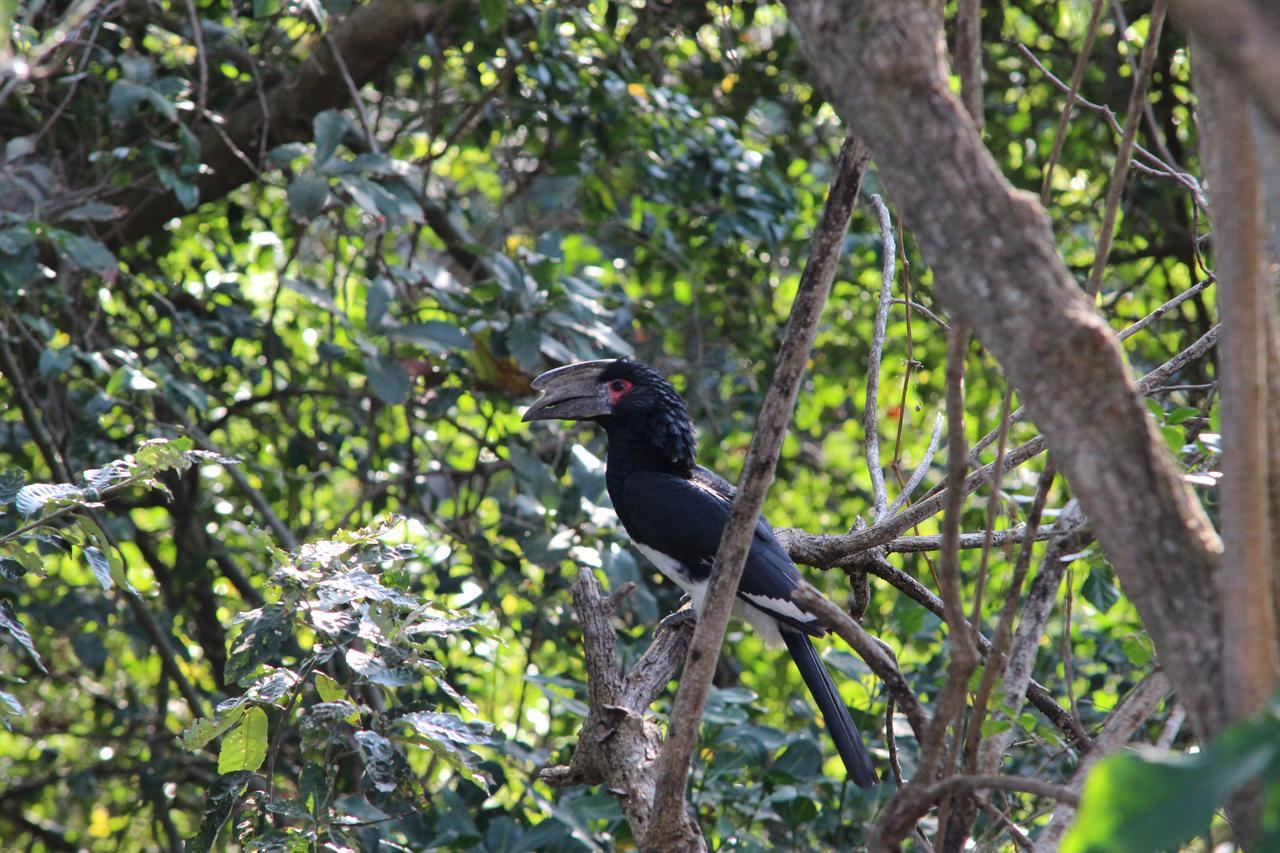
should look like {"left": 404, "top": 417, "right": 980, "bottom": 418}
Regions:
{"left": 523, "top": 357, "right": 877, "bottom": 787}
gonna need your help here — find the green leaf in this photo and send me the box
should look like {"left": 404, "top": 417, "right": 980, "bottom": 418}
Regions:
{"left": 0, "top": 469, "right": 24, "bottom": 504}
{"left": 354, "top": 729, "right": 400, "bottom": 792}
{"left": 772, "top": 739, "right": 823, "bottom": 781}
{"left": 54, "top": 231, "right": 117, "bottom": 278}
{"left": 398, "top": 711, "right": 494, "bottom": 786}
{"left": 282, "top": 277, "right": 340, "bottom": 314}
{"left": 1064, "top": 713, "right": 1280, "bottom": 852}
{"left": 313, "top": 110, "right": 350, "bottom": 165}
{"left": 183, "top": 707, "right": 247, "bottom": 751}
{"left": 60, "top": 202, "right": 124, "bottom": 223}
{"left": 363, "top": 354, "right": 411, "bottom": 404}
{"left": 82, "top": 545, "right": 113, "bottom": 591}
{"left": 0, "top": 600, "right": 45, "bottom": 673}
{"left": 217, "top": 706, "right": 269, "bottom": 773}
{"left": 225, "top": 605, "right": 291, "bottom": 684}
{"left": 1081, "top": 564, "right": 1120, "bottom": 613}
{"left": 15, "top": 479, "right": 81, "bottom": 512}
{"left": 288, "top": 174, "right": 330, "bottom": 222}
{"left": 0, "top": 689, "right": 22, "bottom": 716}
{"left": 388, "top": 321, "right": 471, "bottom": 354}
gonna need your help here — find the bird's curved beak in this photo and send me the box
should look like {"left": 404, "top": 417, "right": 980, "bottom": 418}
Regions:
{"left": 522, "top": 359, "right": 616, "bottom": 422}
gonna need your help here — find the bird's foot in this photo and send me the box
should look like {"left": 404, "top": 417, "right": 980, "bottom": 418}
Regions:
{"left": 658, "top": 605, "right": 697, "bottom": 632}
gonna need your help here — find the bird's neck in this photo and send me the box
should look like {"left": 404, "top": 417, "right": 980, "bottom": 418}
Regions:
{"left": 602, "top": 418, "right": 695, "bottom": 485}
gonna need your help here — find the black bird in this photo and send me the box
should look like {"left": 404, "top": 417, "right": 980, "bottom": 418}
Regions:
{"left": 523, "top": 358, "right": 877, "bottom": 787}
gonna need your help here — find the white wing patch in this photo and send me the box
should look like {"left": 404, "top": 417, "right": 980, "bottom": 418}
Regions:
{"left": 741, "top": 591, "right": 811, "bottom": 624}
{"left": 633, "top": 543, "right": 694, "bottom": 594}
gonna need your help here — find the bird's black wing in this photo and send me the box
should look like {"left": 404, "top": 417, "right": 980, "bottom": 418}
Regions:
{"left": 615, "top": 469, "right": 819, "bottom": 635}
{"left": 617, "top": 468, "right": 877, "bottom": 787}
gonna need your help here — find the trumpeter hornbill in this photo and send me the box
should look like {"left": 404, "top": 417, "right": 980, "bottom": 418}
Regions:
{"left": 523, "top": 357, "right": 878, "bottom": 787}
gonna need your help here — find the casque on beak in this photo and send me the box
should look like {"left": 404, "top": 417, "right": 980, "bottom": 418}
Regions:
{"left": 521, "top": 359, "right": 617, "bottom": 422}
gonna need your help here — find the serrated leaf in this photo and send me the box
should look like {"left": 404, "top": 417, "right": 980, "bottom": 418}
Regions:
{"left": 16, "top": 482, "right": 83, "bottom": 516}
{"left": 218, "top": 706, "right": 269, "bottom": 773}
{"left": 398, "top": 711, "right": 494, "bottom": 774}
{"left": 225, "top": 605, "right": 291, "bottom": 684}
{"left": 354, "top": 729, "right": 399, "bottom": 792}
{"left": 344, "top": 648, "right": 416, "bottom": 687}
{"left": 83, "top": 545, "right": 112, "bottom": 590}
{"left": 0, "top": 600, "right": 45, "bottom": 673}
{"left": 183, "top": 707, "right": 247, "bottom": 751}
{"left": 316, "top": 570, "right": 416, "bottom": 608}
{"left": 0, "top": 469, "right": 24, "bottom": 504}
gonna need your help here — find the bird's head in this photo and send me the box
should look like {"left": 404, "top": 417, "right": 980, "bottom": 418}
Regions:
{"left": 522, "top": 358, "right": 697, "bottom": 470}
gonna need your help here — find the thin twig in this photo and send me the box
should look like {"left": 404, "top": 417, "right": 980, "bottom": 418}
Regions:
{"left": 1084, "top": 0, "right": 1168, "bottom": 298}
{"left": 793, "top": 583, "right": 929, "bottom": 741}
{"left": 866, "top": 194, "right": 897, "bottom": 522}
{"left": 884, "top": 524, "right": 1053, "bottom": 554}
{"left": 916, "top": 324, "right": 978, "bottom": 785}
{"left": 972, "top": 460, "right": 1058, "bottom": 775}
{"left": 1039, "top": 0, "right": 1107, "bottom": 205}
{"left": 885, "top": 412, "right": 945, "bottom": 519}
{"left": 890, "top": 298, "right": 949, "bottom": 330}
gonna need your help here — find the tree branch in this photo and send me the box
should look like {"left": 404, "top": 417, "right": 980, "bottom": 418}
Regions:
{"left": 104, "top": 0, "right": 454, "bottom": 247}
{"left": 642, "top": 131, "right": 870, "bottom": 852}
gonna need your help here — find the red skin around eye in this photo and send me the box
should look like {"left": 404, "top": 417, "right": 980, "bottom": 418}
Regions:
{"left": 607, "top": 379, "right": 633, "bottom": 404}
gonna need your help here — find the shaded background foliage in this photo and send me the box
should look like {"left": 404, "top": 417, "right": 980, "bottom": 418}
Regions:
{"left": 0, "top": 0, "right": 1224, "bottom": 849}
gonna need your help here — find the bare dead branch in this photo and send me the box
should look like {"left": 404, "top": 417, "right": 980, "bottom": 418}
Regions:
{"left": 792, "top": 583, "right": 929, "bottom": 741}
{"left": 884, "top": 524, "right": 1054, "bottom": 554}
{"left": 973, "top": 459, "right": 1058, "bottom": 775}
{"left": 1084, "top": 0, "right": 1168, "bottom": 297}
{"left": 978, "top": 500, "right": 1091, "bottom": 771}
{"left": 538, "top": 569, "right": 700, "bottom": 847}
{"left": 914, "top": 324, "right": 978, "bottom": 789}
{"left": 885, "top": 412, "right": 945, "bottom": 519}
{"left": 643, "top": 131, "right": 870, "bottom": 852}
{"left": 867, "top": 194, "right": 897, "bottom": 521}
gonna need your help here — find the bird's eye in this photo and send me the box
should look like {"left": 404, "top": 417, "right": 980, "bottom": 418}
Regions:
{"left": 606, "top": 378, "right": 633, "bottom": 401}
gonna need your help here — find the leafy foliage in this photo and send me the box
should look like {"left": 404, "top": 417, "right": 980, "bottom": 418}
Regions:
{"left": 0, "top": 0, "right": 1231, "bottom": 849}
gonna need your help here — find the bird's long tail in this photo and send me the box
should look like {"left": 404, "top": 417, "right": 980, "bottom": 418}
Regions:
{"left": 782, "top": 630, "right": 877, "bottom": 787}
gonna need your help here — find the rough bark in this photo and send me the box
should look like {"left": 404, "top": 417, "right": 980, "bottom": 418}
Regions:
{"left": 537, "top": 571, "right": 701, "bottom": 847}
{"left": 785, "top": 0, "right": 1225, "bottom": 743}
{"left": 1194, "top": 45, "right": 1279, "bottom": 722}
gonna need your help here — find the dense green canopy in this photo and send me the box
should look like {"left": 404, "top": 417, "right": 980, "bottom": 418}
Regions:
{"left": 0, "top": 1, "right": 1265, "bottom": 850}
